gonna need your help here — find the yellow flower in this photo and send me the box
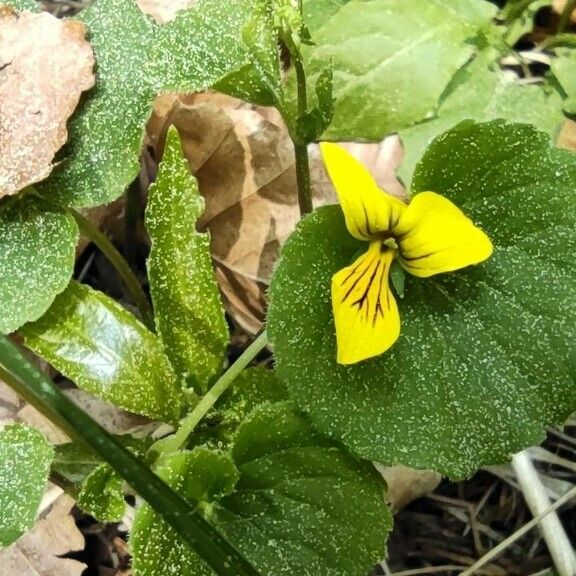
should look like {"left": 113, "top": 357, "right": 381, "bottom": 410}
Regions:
{"left": 320, "top": 142, "right": 493, "bottom": 365}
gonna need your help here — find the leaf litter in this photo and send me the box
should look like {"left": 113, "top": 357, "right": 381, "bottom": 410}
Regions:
{"left": 145, "top": 92, "right": 405, "bottom": 333}
{"left": 0, "top": 7, "right": 95, "bottom": 197}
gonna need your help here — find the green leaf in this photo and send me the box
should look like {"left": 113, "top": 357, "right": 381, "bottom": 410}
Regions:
{"left": 0, "top": 424, "right": 53, "bottom": 547}
{"left": 78, "top": 464, "right": 125, "bottom": 522}
{"left": 20, "top": 281, "right": 182, "bottom": 423}
{"left": 296, "top": 66, "right": 335, "bottom": 143}
{"left": 4, "top": 0, "right": 39, "bottom": 10}
{"left": 399, "top": 51, "right": 565, "bottom": 186}
{"left": 147, "top": 128, "right": 228, "bottom": 392}
{"left": 132, "top": 403, "right": 391, "bottom": 576}
{"left": 300, "top": 0, "right": 497, "bottom": 140}
{"left": 218, "top": 367, "right": 289, "bottom": 419}
{"left": 268, "top": 121, "right": 576, "bottom": 478}
{"left": 32, "top": 0, "right": 276, "bottom": 208}
{"left": 53, "top": 442, "right": 102, "bottom": 486}
{"left": 551, "top": 48, "right": 576, "bottom": 115}
{"left": 214, "top": 1, "right": 282, "bottom": 106}
{"left": 131, "top": 448, "right": 239, "bottom": 576}
{"left": 0, "top": 195, "right": 78, "bottom": 334}
{"left": 498, "top": 0, "right": 551, "bottom": 45}
{"left": 193, "top": 368, "right": 289, "bottom": 446}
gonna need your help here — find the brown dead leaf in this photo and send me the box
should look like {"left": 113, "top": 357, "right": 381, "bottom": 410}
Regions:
{"left": 557, "top": 118, "right": 576, "bottom": 150}
{"left": 65, "top": 388, "right": 158, "bottom": 437}
{"left": 146, "top": 93, "right": 405, "bottom": 333}
{"left": 0, "top": 8, "right": 95, "bottom": 198}
{"left": 553, "top": 0, "right": 576, "bottom": 23}
{"left": 136, "top": 0, "right": 196, "bottom": 23}
{"left": 374, "top": 463, "right": 442, "bottom": 514}
{"left": 0, "top": 495, "right": 86, "bottom": 576}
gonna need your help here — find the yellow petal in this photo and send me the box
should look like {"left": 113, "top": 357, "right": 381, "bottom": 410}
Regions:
{"left": 320, "top": 142, "right": 406, "bottom": 241}
{"left": 394, "top": 192, "right": 493, "bottom": 278}
{"left": 331, "top": 242, "right": 400, "bottom": 364}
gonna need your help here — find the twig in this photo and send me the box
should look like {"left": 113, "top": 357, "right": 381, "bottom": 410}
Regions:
{"left": 68, "top": 208, "right": 155, "bottom": 330}
{"left": 512, "top": 450, "right": 576, "bottom": 576}
{"left": 460, "top": 482, "right": 576, "bottom": 576}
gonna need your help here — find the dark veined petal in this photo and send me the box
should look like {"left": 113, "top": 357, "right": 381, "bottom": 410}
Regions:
{"left": 320, "top": 143, "right": 406, "bottom": 241}
{"left": 395, "top": 192, "right": 493, "bottom": 278}
{"left": 331, "top": 241, "right": 399, "bottom": 364}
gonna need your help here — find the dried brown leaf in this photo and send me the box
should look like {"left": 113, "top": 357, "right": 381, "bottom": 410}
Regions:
{"left": 146, "top": 93, "right": 405, "bottom": 333}
{"left": 136, "top": 0, "right": 196, "bottom": 23}
{"left": 374, "top": 463, "right": 442, "bottom": 514}
{"left": 0, "top": 8, "right": 95, "bottom": 197}
{"left": 557, "top": 118, "right": 576, "bottom": 150}
{"left": 0, "top": 495, "right": 86, "bottom": 576}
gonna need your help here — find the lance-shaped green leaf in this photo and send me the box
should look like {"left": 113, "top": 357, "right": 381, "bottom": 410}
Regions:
{"left": 78, "top": 464, "right": 125, "bottom": 522}
{"left": 5, "top": 0, "right": 279, "bottom": 208}
{"left": 551, "top": 48, "right": 576, "bottom": 115}
{"left": 0, "top": 424, "right": 53, "bottom": 547}
{"left": 132, "top": 403, "right": 391, "bottom": 576}
{"left": 399, "top": 51, "right": 564, "bottom": 186}
{"left": 20, "top": 282, "right": 182, "bottom": 423}
{"left": 268, "top": 121, "right": 576, "bottom": 479}
{"left": 0, "top": 195, "right": 78, "bottom": 334}
{"left": 147, "top": 129, "right": 228, "bottom": 393}
{"left": 299, "top": 0, "right": 496, "bottom": 140}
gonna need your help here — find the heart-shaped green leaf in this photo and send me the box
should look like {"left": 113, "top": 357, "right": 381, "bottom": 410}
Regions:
{"left": 132, "top": 403, "right": 391, "bottom": 575}
{"left": 0, "top": 195, "right": 77, "bottom": 335}
{"left": 20, "top": 281, "right": 182, "bottom": 423}
{"left": 0, "top": 424, "right": 53, "bottom": 547}
{"left": 147, "top": 128, "right": 228, "bottom": 392}
{"left": 300, "top": 0, "right": 496, "bottom": 139}
{"left": 268, "top": 121, "right": 576, "bottom": 478}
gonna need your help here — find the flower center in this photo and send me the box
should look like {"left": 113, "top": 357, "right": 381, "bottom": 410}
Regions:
{"left": 381, "top": 237, "right": 398, "bottom": 251}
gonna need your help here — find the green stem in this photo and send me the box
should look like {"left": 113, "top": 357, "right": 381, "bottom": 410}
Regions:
{"left": 68, "top": 208, "right": 155, "bottom": 330}
{"left": 293, "top": 54, "right": 308, "bottom": 119}
{"left": 294, "top": 142, "right": 313, "bottom": 216}
{"left": 558, "top": 0, "right": 576, "bottom": 33}
{"left": 152, "top": 331, "right": 268, "bottom": 455}
{"left": 291, "top": 50, "right": 313, "bottom": 216}
{"left": 0, "top": 335, "right": 260, "bottom": 576}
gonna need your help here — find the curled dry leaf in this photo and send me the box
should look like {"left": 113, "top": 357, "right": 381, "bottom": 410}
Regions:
{"left": 136, "top": 0, "right": 196, "bottom": 23}
{"left": 146, "top": 93, "right": 405, "bottom": 333}
{"left": 0, "top": 495, "right": 86, "bottom": 576}
{"left": 0, "top": 8, "right": 95, "bottom": 198}
{"left": 374, "top": 463, "right": 441, "bottom": 514}
{"left": 557, "top": 118, "right": 576, "bottom": 151}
